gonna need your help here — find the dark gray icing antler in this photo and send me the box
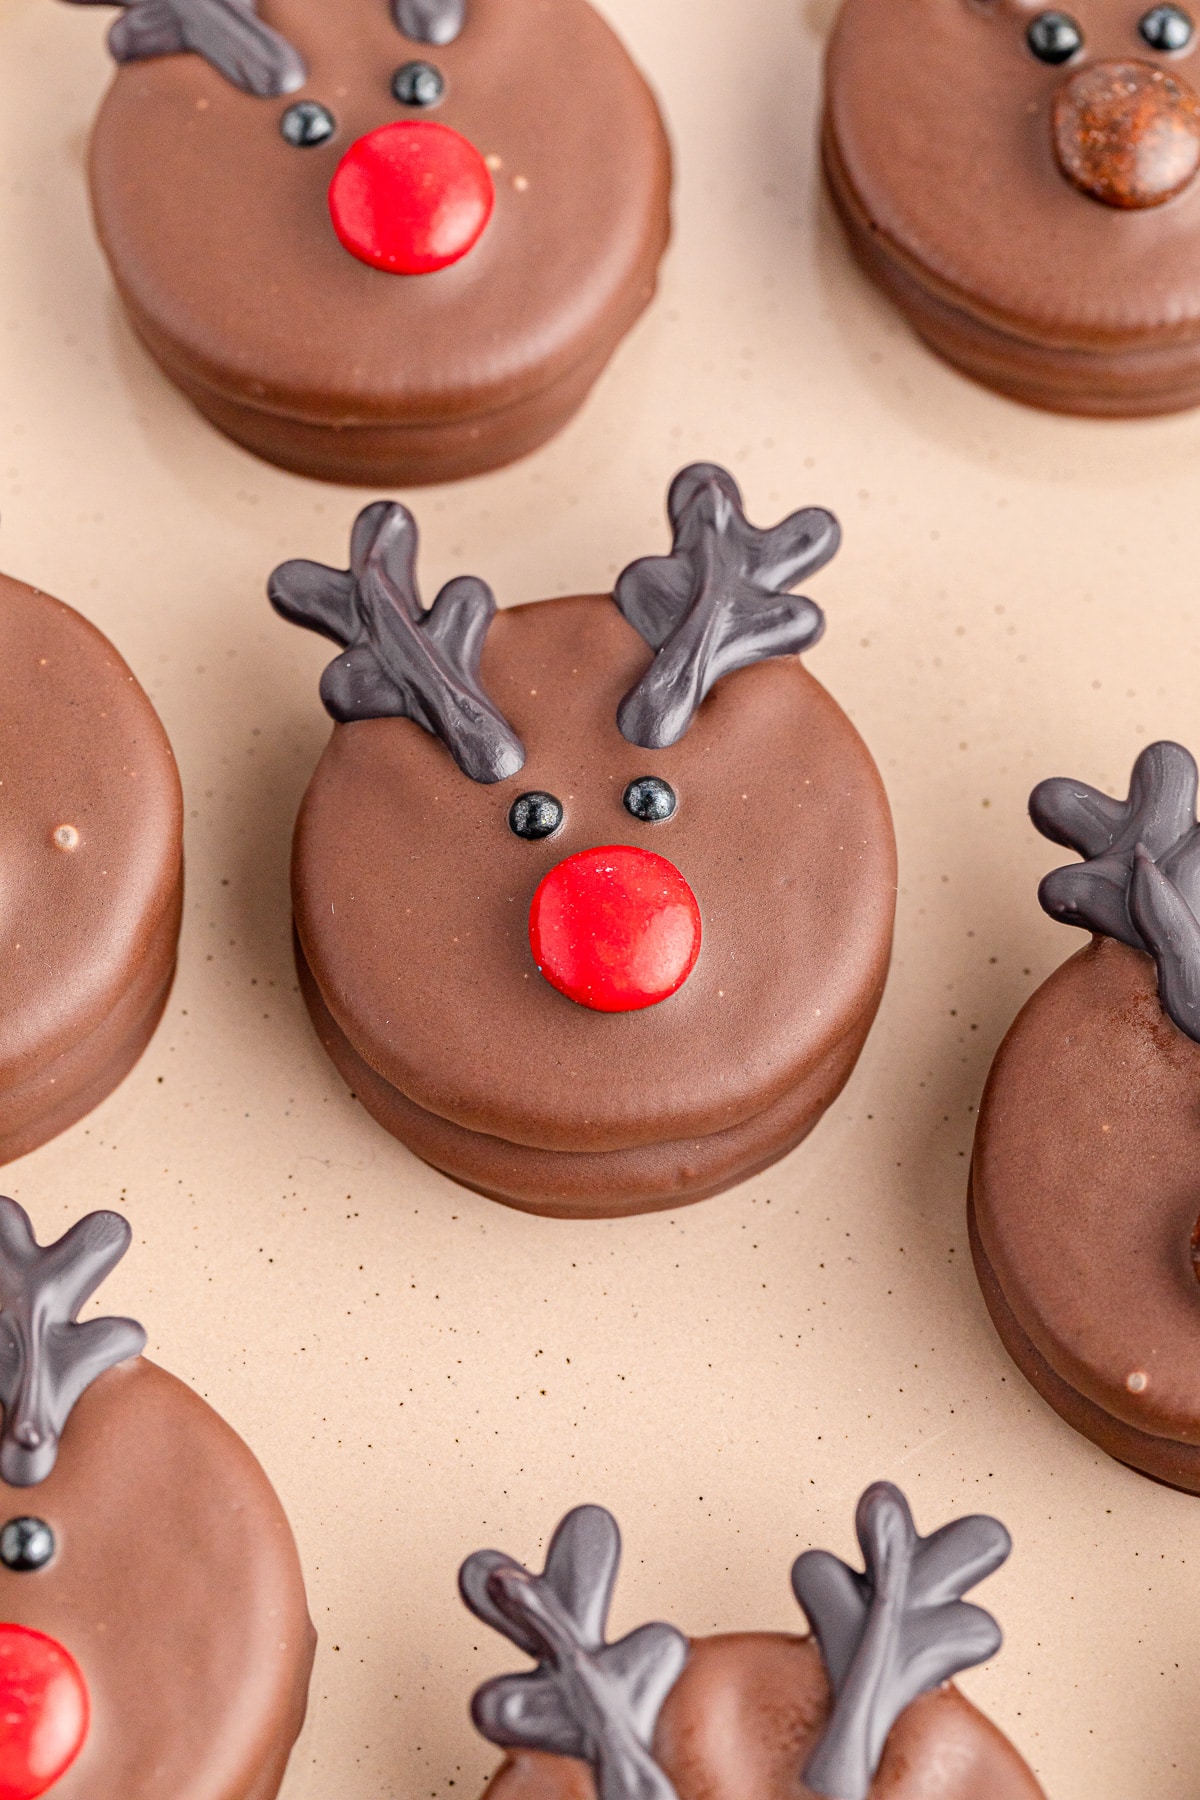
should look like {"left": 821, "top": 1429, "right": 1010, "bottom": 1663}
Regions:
{"left": 460, "top": 1505, "right": 688, "bottom": 1800}
{"left": 62, "top": 0, "right": 306, "bottom": 97}
{"left": 792, "top": 1483, "right": 1010, "bottom": 1800}
{"left": 613, "top": 463, "right": 840, "bottom": 750}
{"left": 1031, "top": 740, "right": 1200, "bottom": 1042}
{"left": 269, "top": 501, "right": 525, "bottom": 785}
{"left": 0, "top": 1200, "right": 146, "bottom": 1489}
{"left": 393, "top": 0, "right": 466, "bottom": 44}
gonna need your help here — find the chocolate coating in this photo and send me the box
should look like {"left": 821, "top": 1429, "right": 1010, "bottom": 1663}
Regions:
{"left": 0, "top": 572, "right": 183, "bottom": 1163}
{"left": 480, "top": 1636, "right": 1043, "bottom": 1800}
{"left": 0, "top": 1357, "right": 314, "bottom": 1798}
{"left": 84, "top": 0, "right": 671, "bottom": 484}
{"left": 292, "top": 593, "right": 895, "bottom": 1217}
{"left": 824, "top": 0, "right": 1200, "bottom": 415}
{"left": 972, "top": 934, "right": 1200, "bottom": 1488}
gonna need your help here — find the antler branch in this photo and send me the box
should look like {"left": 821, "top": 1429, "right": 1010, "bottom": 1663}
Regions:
{"left": 269, "top": 501, "right": 525, "bottom": 785}
{"left": 61, "top": 0, "right": 306, "bottom": 98}
{"left": 460, "top": 1506, "right": 688, "bottom": 1800}
{"left": 613, "top": 463, "right": 839, "bottom": 750}
{"left": 0, "top": 1200, "right": 146, "bottom": 1488}
{"left": 393, "top": 0, "right": 466, "bottom": 45}
{"left": 1031, "top": 740, "right": 1200, "bottom": 1041}
{"left": 792, "top": 1483, "right": 1010, "bottom": 1800}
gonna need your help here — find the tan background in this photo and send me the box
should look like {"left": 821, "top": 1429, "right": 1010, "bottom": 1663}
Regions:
{"left": 0, "top": 0, "right": 1197, "bottom": 1793}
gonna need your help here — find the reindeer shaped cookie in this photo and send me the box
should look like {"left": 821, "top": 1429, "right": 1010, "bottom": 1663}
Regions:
{"left": 0, "top": 1199, "right": 314, "bottom": 1799}
{"left": 269, "top": 464, "right": 896, "bottom": 1217}
{"left": 0, "top": 567, "right": 182, "bottom": 1165}
{"left": 458, "top": 1492, "right": 1043, "bottom": 1800}
{"left": 824, "top": 0, "right": 1200, "bottom": 414}
{"left": 972, "top": 741, "right": 1200, "bottom": 1491}
{"left": 60, "top": 0, "right": 671, "bottom": 483}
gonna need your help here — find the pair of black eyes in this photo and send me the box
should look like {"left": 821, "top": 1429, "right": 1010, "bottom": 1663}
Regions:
{"left": 0, "top": 1516, "right": 54, "bottom": 1572}
{"left": 509, "top": 778, "right": 677, "bottom": 841}
{"left": 280, "top": 61, "right": 444, "bottom": 148}
{"left": 1027, "top": 5, "right": 1193, "bottom": 62}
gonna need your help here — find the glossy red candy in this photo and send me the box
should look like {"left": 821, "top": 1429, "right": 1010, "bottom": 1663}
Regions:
{"left": 529, "top": 845, "right": 702, "bottom": 1013}
{"left": 0, "top": 1624, "right": 89, "bottom": 1800}
{"left": 328, "top": 120, "right": 494, "bottom": 274}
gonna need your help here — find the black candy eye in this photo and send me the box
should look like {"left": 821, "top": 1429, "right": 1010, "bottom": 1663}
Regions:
{"left": 0, "top": 1517, "right": 55, "bottom": 1572}
{"left": 509, "top": 792, "right": 563, "bottom": 840}
{"left": 1026, "top": 11, "right": 1084, "bottom": 61}
{"left": 623, "top": 777, "right": 677, "bottom": 823}
{"left": 280, "top": 101, "right": 337, "bottom": 147}
{"left": 1140, "top": 4, "right": 1194, "bottom": 48}
{"left": 392, "top": 61, "right": 446, "bottom": 106}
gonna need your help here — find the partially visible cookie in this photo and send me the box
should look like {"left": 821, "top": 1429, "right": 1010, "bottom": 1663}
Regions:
{"left": 0, "top": 571, "right": 182, "bottom": 1163}
{"left": 0, "top": 1199, "right": 315, "bottom": 1799}
{"left": 824, "top": 0, "right": 1200, "bottom": 415}
{"left": 458, "top": 1490, "right": 1043, "bottom": 1800}
{"left": 973, "top": 741, "right": 1200, "bottom": 1489}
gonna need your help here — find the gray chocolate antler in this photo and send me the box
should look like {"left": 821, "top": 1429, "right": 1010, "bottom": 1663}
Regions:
{"left": 0, "top": 1200, "right": 146, "bottom": 1488}
{"left": 792, "top": 1483, "right": 1010, "bottom": 1800}
{"left": 269, "top": 501, "right": 525, "bottom": 785}
{"left": 460, "top": 1506, "right": 688, "bottom": 1800}
{"left": 1031, "top": 740, "right": 1200, "bottom": 1042}
{"left": 61, "top": 0, "right": 306, "bottom": 97}
{"left": 613, "top": 463, "right": 839, "bottom": 750}
{"left": 393, "top": 0, "right": 466, "bottom": 44}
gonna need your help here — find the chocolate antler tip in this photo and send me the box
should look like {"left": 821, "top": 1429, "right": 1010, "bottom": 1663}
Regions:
{"left": 0, "top": 1201, "right": 146, "bottom": 1487}
{"left": 1032, "top": 740, "right": 1200, "bottom": 1042}
{"left": 614, "top": 464, "right": 838, "bottom": 750}
{"left": 269, "top": 502, "right": 524, "bottom": 785}
{"left": 462, "top": 1507, "right": 685, "bottom": 1800}
{"left": 794, "top": 1482, "right": 1009, "bottom": 1800}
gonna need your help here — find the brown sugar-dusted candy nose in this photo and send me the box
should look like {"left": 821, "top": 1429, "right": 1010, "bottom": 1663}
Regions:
{"left": 1053, "top": 59, "right": 1200, "bottom": 207}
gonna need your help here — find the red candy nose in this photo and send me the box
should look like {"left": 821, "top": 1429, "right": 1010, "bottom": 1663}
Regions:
{"left": 529, "top": 846, "right": 702, "bottom": 1013}
{"left": 0, "top": 1624, "right": 89, "bottom": 1800}
{"left": 328, "top": 120, "right": 494, "bottom": 274}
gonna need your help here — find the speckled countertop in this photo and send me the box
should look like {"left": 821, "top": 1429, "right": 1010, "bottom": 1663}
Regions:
{"left": 1, "top": 0, "right": 1198, "bottom": 1794}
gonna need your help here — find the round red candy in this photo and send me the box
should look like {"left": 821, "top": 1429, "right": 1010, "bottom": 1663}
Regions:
{"left": 529, "top": 846, "right": 702, "bottom": 1013}
{"left": 328, "top": 120, "right": 494, "bottom": 274}
{"left": 0, "top": 1624, "right": 89, "bottom": 1800}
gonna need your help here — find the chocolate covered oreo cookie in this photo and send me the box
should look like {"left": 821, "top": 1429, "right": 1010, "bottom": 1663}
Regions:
{"left": 973, "top": 741, "right": 1200, "bottom": 1490}
{"left": 63, "top": 0, "right": 671, "bottom": 483}
{"left": 824, "top": 0, "right": 1200, "bottom": 415}
{"left": 0, "top": 1199, "right": 315, "bottom": 1799}
{"left": 0, "top": 569, "right": 182, "bottom": 1163}
{"left": 270, "top": 464, "right": 896, "bottom": 1217}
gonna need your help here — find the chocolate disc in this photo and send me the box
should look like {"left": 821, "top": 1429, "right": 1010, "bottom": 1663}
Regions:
{"left": 0, "top": 573, "right": 182, "bottom": 1162}
{"left": 85, "top": 0, "right": 671, "bottom": 484}
{"left": 0, "top": 1359, "right": 315, "bottom": 1799}
{"left": 824, "top": 0, "right": 1200, "bottom": 415}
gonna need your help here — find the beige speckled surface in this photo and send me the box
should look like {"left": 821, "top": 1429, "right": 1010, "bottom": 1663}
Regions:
{"left": 1, "top": 0, "right": 1199, "bottom": 1794}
